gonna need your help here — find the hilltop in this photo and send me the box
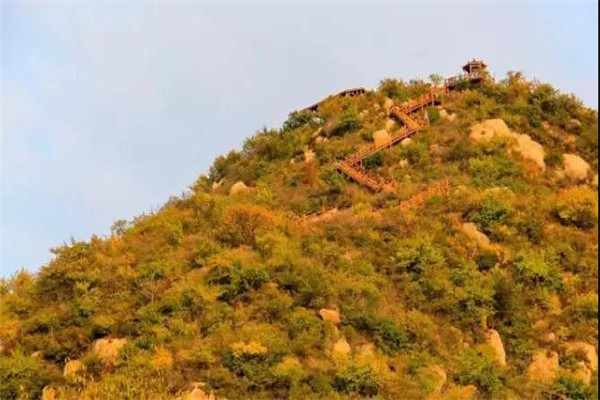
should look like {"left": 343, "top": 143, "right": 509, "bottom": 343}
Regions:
{"left": 1, "top": 61, "right": 598, "bottom": 400}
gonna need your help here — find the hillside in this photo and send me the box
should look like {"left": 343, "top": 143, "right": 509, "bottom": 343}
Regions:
{"left": 1, "top": 61, "right": 598, "bottom": 400}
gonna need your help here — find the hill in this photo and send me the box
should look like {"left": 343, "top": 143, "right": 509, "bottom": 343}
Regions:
{"left": 1, "top": 61, "right": 598, "bottom": 400}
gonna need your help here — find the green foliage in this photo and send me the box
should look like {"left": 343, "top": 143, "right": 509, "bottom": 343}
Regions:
{"left": 0, "top": 350, "right": 54, "bottom": 400}
{"left": 363, "top": 152, "right": 384, "bottom": 170}
{"left": 208, "top": 262, "right": 270, "bottom": 303}
{"left": 333, "top": 364, "right": 379, "bottom": 397}
{"left": 454, "top": 349, "right": 503, "bottom": 396}
{"left": 544, "top": 376, "right": 597, "bottom": 400}
{"left": 553, "top": 187, "right": 598, "bottom": 230}
{"left": 330, "top": 107, "right": 361, "bottom": 136}
{"left": 467, "top": 154, "right": 523, "bottom": 190}
{"left": 467, "top": 196, "right": 513, "bottom": 236}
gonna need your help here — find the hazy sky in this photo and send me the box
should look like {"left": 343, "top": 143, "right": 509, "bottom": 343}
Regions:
{"left": 2, "top": 1, "right": 598, "bottom": 277}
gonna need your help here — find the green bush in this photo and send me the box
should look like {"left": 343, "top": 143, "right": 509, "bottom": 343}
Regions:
{"left": 544, "top": 376, "right": 596, "bottom": 400}
{"left": 333, "top": 365, "right": 379, "bottom": 397}
{"left": 0, "top": 350, "right": 54, "bottom": 400}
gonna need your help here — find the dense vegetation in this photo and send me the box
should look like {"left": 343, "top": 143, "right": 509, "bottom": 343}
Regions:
{"left": 1, "top": 70, "right": 598, "bottom": 400}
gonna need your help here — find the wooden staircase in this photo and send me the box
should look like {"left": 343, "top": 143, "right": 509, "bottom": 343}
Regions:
{"left": 333, "top": 69, "right": 484, "bottom": 193}
{"left": 398, "top": 177, "right": 450, "bottom": 210}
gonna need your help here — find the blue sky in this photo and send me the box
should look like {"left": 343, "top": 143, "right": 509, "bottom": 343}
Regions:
{"left": 1, "top": 1, "right": 598, "bottom": 277}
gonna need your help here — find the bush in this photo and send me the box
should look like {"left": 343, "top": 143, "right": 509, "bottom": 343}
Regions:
{"left": 0, "top": 350, "right": 54, "bottom": 400}
{"left": 333, "top": 365, "right": 379, "bottom": 397}
{"left": 455, "top": 349, "right": 503, "bottom": 396}
{"left": 330, "top": 108, "right": 361, "bottom": 136}
{"left": 544, "top": 376, "right": 596, "bottom": 400}
{"left": 554, "top": 187, "right": 598, "bottom": 230}
{"left": 468, "top": 155, "right": 523, "bottom": 190}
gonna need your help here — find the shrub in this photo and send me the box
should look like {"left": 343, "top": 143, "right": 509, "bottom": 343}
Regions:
{"left": 333, "top": 365, "right": 379, "bottom": 397}
{"left": 514, "top": 252, "right": 561, "bottom": 289}
{"left": 544, "top": 376, "right": 596, "bottom": 400}
{"left": 467, "top": 155, "right": 523, "bottom": 190}
{"left": 330, "top": 108, "right": 361, "bottom": 136}
{"left": 363, "top": 152, "right": 384, "bottom": 170}
{"left": 454, "top": 349, "right": 503, "bottom": 396}
{"left": 0, "top": 350, "right": 54, "bottom": 400}
{"left": 554, "top": 187, "right": 598, "bottom": 230}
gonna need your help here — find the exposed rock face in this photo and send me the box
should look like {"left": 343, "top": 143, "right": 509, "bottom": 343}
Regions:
{"left": 318, "top": 308, "right": 340, "bottom": 325}
{"left": 562, "top": 154, "right": 590, "bottom": 182}
{"left": 527, "top": 351, "right": 559, "bottom": 382}
{"left": 539, "top": 332, "right": 557, "bottom": 345}
{"left": 461, "top": 223, "right": 491, "bottom": 248}
{"left": 485, "top": 329, "right": 506, "bottom": 367}
{"left": 229, "top": 181, "right": 250, "bottom": 195}
{"left": 470, "top": 119, "right": 545, "bottom": 170}
{"left": 64, "top": 359, "right": 84, "bottom": 379}
{"left": 92, "top": 337, "right": 127, "bottom": 363}
{"left": 565, "top": 342, "right": 598, "bottom": 371}
{"left": 373, "top": 130, "right": 392, "bottom": 147}
{"left": 333, "top": 337, "right": 351, "bottom": 355}
{"left": 42, "top": 386, "right": 57, "bottom": 400}
{"left": 186, "top": 387, "right": 215, "bottom": 400}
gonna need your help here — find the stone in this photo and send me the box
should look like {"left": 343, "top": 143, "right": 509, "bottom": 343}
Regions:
{"left": 383, "top": 98, "right": 394, "bottom": 113}
{"left": 358, "top": 343, "right": 375, "bottom": 357}
{"left": 185, "top": 388, "right": 214, "bottom": 400}
{"left": 562, "top": 154, "right": 590, "bottom": 182}
{"left": 211, "top": 180, "right": 223, "bottom": 191}
{"left": 42, "top": 386, "right": 57, "bottom": 400}
{"left": 592, "top": 174, "right": 598, "bottom": 187}
{"left": 315, "top": 136, "right": 327, "bottom": 144}
{"left": 318, "top": 308, "right": 341, "bottom": 325}
{"left": 539, "top": 332, "right": 557, "bottom": 345}
{"left": 92, "top": 337, "right": 127, "bottom": 363}
{"left": 304, "top": 148, "right": 316, "bottom": 163}
{"left": 333, "top": 337, "right": 351, "bottom": 355}
{"left": 373, "top": 129, "right": 392, "bottom": 147}
{"left": 461, "top": 223, "right": 491, "bottom": 248}
{"left": 63, "top": 359, "right": 84, "bottom": 379}
{"left": 527, "top": 351, "right": 559, "bottom": 382}
{"left": 485, "top": 329, "right": 506, "bottom": 367}
{"left": 440, "top": 109, "right": 457, "bottom": 122}
{"left": 399, "top": 159, "right": 409, "bottom": 168}
{"left": 470, "top": 119, "right": 545, "bottom": 170}
{"left": 565, "top": 342, "right": 598, "bottom": 371}
{"left": 229, "top": 181, "right": 250, "bottom": 195}
{"left": 429, "top": 144, "right": 444, "bottom": 157}
{"left": 401, "top": 137, "right": 413, "bottom": 147}
{"left": 385, "top": 119, "right": 396, "bottom": 131}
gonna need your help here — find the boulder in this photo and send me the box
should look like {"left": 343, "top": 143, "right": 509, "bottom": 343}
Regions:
{"left": 373, "top": 130, "right": 392, "bottom": 147}
{"left": 63, "top": 359, "right": 84, "bottom": 379}
{"left": 485, "top": 329, "right": 506, "bottom": 367}
{"left": 211, "top": 180, "right": 223, "bottom": 191}
{"left": 304, "top": 148, "right": 316, "bottom": 163}
{"left": 42, "top": 386, "right": 57, "bottom": 400}
{"left": 383, "top": 98, "right": 394, "bottom": 113}
{"left": 333, "top": 337, "right": 351, "bottom": 355}
{"left": 562, "top": 154, "right": 590, "bottom": 182}
{"left": 385, "top": 119, "right": 396, "bottom": 131}
{"left": 539, "top": 332, "right": 557, "bottom": 345}
{"left": 229, "top": 181, "right": 250, "bottom": 195}
{"left": 311, "top": 127, "right": 324, "bottom": 139}
{"left": 401, "top": 137, "right": 413, "bottom": 147}
{"left": 565, "top": 342, "right": 598, "bottom": 371}
{"left": 440, "top": 109, "right": 457, "bottom": 122}
{"left": 399, "top": 159, "right": 409, "bottom": 169}
{"left": 319, "top": 309, "right": 341, "bottom": 325}
{"left": 527, "top": 351, "right": 559, "bottom": 382}
{"left": 92, "top": 337, "right": 127, "bottom": 363}
{"left": 470, "top": 119, "right": 545, "bottom": 170}
{"left": 461, "top": 223, "right": 491, "bottom": 248}
{"left": 185, "top": 388, "right": 215, "bottom": 400}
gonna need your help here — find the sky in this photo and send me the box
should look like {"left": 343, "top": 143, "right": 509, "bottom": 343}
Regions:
{"left": 1, "top": 1, "right": 598, "bottom": 277}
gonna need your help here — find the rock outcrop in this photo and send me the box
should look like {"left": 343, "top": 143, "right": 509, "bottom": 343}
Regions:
{"left": 527, "top": 351, "right": 559, "bottom": 382}
{"left": 470, "top": 119, "right": 545, "bottom": 170}
{"left": 461, "top": 223, "right": 491, "bottom": 248}
{"left": 42, "top": 386, "right": 57, "bottom": 400}
{"left": 485, "top": 329, "right": 506, "bottom": 367}
{"left": 229, "top": 181, "right": 250, "bottom": 195}
{"left": 64, "top": 359, "right": 84, "bottom": 379}
{"left": 318, "top": 308, "right": 341, "bottom": 325}
{"left": 333, "top": 337, "right": 351, "bottom": 355}
{"left": 562, "top": 154, "right": 590, "bottom": 182}
{"left": 92, "top": 337, "right": 127, "bottom": 363}
{"left": 373, "top": 130, "right": 392, "bottom": 147}
{"left": 565, "top": 342, "right": 598, "bottom": 371}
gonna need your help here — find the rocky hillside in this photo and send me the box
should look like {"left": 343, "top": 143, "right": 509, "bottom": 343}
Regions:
{"left": 1, "top": 66, "right": 598, "bottom": 400}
